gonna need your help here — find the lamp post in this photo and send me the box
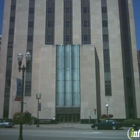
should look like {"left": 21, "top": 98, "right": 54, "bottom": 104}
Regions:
{"left": 17, "top": 51, "right": 31, "bottom": 140}
{"left": 36, "top": 93, "right": 41, "bottom": 127}
{"left": 106, "top": 104, "right": 109, "bottom": 119}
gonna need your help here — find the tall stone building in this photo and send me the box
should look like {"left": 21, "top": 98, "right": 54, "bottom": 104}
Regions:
{"left": 0, "top": 0, "right": 140, "bottom": 123}
{"left": 0, "top": 35, "right": 2, "bottom": 51}
{"left": 137, "top": 50, "right": 140, "bottom": 80}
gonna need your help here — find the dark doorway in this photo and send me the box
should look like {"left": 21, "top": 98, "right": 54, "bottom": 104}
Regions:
{"left": 56, "top": 107, "right": 80, "bottom": 123}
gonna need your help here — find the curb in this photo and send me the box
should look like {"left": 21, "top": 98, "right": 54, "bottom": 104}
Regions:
{"left": 13, "top": 125, "right": 129, "bottom": 130}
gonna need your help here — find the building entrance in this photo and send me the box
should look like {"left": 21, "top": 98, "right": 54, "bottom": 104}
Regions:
{"left": 56, "top": 107, "right": 80, "bottom": 123}
{"left": 56, "top": 114, "right": 80, "bottom": 123}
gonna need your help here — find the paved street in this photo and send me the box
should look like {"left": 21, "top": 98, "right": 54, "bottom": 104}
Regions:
{"left": 0, "top": 124, "right": 139, "bottom": 140}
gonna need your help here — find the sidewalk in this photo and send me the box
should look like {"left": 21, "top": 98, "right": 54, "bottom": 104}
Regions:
{"left": 14, "top": 123, "right": 129, "bottom": 130}
{"left": 14, "top": 123, "right": 92, "bottom": 130}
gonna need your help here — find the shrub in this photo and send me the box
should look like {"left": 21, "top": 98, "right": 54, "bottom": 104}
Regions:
{"left": 13, "top": 112, "right": 24, "bottom": 124}
{"left": 13, "top": 111, "right": 32, "bottom": 124}
{"left": 101, "top": 114, "right": 108, "bottom": 119}
{"left": 108, "top": 114, "right": 113, "bottom": 118}
{"left": 24, "top": 111, "right": 32, "bottom": 124}
{"left": 122, "top": 119, "right": 140, "bottom": 127}
{"left": 100, "top": 114, "right": 113, "bottom": 119}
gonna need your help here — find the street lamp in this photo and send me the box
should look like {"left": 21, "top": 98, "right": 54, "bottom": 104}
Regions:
{"left": 17, "top": 51, "right": 31, "bottom": 140}
{"left": 106, "top": 104, "right": 109, "bottom": 119}
{"left": 36, "top": 93, "right": 41, "bottom": 127}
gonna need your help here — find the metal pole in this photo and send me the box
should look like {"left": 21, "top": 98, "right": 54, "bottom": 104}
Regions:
{"left": 36, "top": 97, "right": 39, "bottom": 127}
{"left": 38, "top": 98, "right": 39, "bottom": 126}
{"left": 107, "top": 106, "right": 108, "bottom": 119}
{"left": 18, "top": 65, "right": 25, "bottom": 140}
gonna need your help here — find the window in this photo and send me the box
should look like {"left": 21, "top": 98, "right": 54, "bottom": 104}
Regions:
{"left": 7, "top": 52, "right": 13, "bottom": 59}
{"left": 82, "top": 35, "right": 90, "bottom": 42}
{"left": 3, "top": 107, "right": 9, "bottom": 118}
{"left": 104, "top": 57, "right": 110, "bottom": 64}
{"left": 102, "top": 20, "right": 108, "bottom": 27}
{"left": 83, "top": 35, "right": 88, "bottom": 41}
{"left": 103, "top": 35, "right": 108, "bottom": 42}
{"left": 47, "top": 35, "right": 52, "bottom": 43}
{"left": 29, "top": 14, "right": 34, "bottom": 21}
{"left": 105, "top": 81, "right": 111, "bottom": 84}
{"left": 5, "top": 91, "right": 10, "bottom": 97}
{"left": 7, "top": 56, "right": 12, "bottom": 62}
{"left": 102, "top": 7, "right": 107, "bottom": 13}
{"left": 48, "top": 8, "right": 54, "bottom": 13}
{"left": 102, "top": 13, "right": 107, "bottom": 20}
{"left": 26, "top": 61, "right": 32, "bottom": 72}
{"left": 27, "top": 35, "right": 33, "bottom": 42}
{"left": 11, "top": 5, "right": 16, "bottom": 10}
{"left": 126, "top": 78, "right": 132, "bottom": 87}
{"left": 8, "top": 42, "right": 13, "bottom": 48}
{"left": 66, "top": 35, "right": 70, "bottom": 41}
{"left": 64, "top": 7, "right": 71, "bottom": 13}
{"left": 64, "top": 35, "right": 71, "bottom": 42}
{"left": 28, "top": 21, "right": 34, "bottom": 27}
{"left": 104, "top": 49, "right": 109, "bottom": 57}
{"left": 104, "top": 64, "right": 110, "bottom": 72}
{"left": 6, "top": 71, "right": 11, "bottom": 79}
{"left": 6, "top": 80, "right": 11, "bottom": 88}
{"left": 101, "top": 0, "right": 107, "bottom": 7}
{"left": 26, "top": 81, "right": 31, "bottom": 84}
{"left": 9, "top": 29, "right": 14, "bottom": 35}
{"left": 47, "top": 0, "right": 54, "bottom": 7}
{"left": 83, "top": 20, "right": 90, "bottom": 27}
{"left": 5, "top": 88, "right": 10, "bottom": 96}
{"left": 82, "top": 7, "right": 89, "bottom": 13}
{"left": 64, "top": 21, "right": 71, "bottom": 27}
{"left": 29, "top": 8, "right": 34, "bottom": 14}
{"left": 10, "top": 17, "right": 15, "bottom": 22}
{"left": 105, "top": 84, "right": 111, "bottom": 96}
{"left": 25, "top": 85, "right": 31, "bottom": 96}
{"left": 47, "top": 21, "right": 54, "bottom": 27}
{"left": 11, "top": 0, "right": 16, "bottom": 4}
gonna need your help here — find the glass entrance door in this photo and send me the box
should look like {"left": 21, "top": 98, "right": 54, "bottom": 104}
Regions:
{"left": 56, "top": 113, "right": 80, "bottom": 123}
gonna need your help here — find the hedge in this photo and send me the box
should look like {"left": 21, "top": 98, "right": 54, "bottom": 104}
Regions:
{"left": 122, "top": 119, "right": 140, "bottom": 127}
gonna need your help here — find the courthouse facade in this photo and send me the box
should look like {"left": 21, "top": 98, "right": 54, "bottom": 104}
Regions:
{"left": 0, "top": 0, "right": 140, "bottom": 123}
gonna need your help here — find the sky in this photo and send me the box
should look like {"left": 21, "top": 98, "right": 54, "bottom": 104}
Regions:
{"left": 0, "top": 0, "right": 140, "bottom": 50}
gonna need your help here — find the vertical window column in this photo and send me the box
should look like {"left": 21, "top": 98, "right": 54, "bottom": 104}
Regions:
{"left": 56, "top": 45, "right": 80, "bottom": 107}
{"left": 101, "top": 0, "right": 112, "bottom": 96}
{"left": 118, "top": 0, "right": 136, "bottom": 118}
{"left": 63, "top": 0, "right": 72, "bottom": 44}
{"left": 56, "top": 45, "right": 64, "bottom": 107}
{"left": 64, "top": 45, "right": 72, "bottom": 107}
{"left": 72, "top": 45, "right": 80, "bottom": 107}
{"left": 25, "top": 0, "right": 35, "bottom": 96}
{"left": 45, "top": 0, "right": 55, "bottom": 45}
{"left": 3, "top": 0, "right": 17, "bottom": 118}
{"left": 81, "top": 0, "right": 91, "bottom": 44}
